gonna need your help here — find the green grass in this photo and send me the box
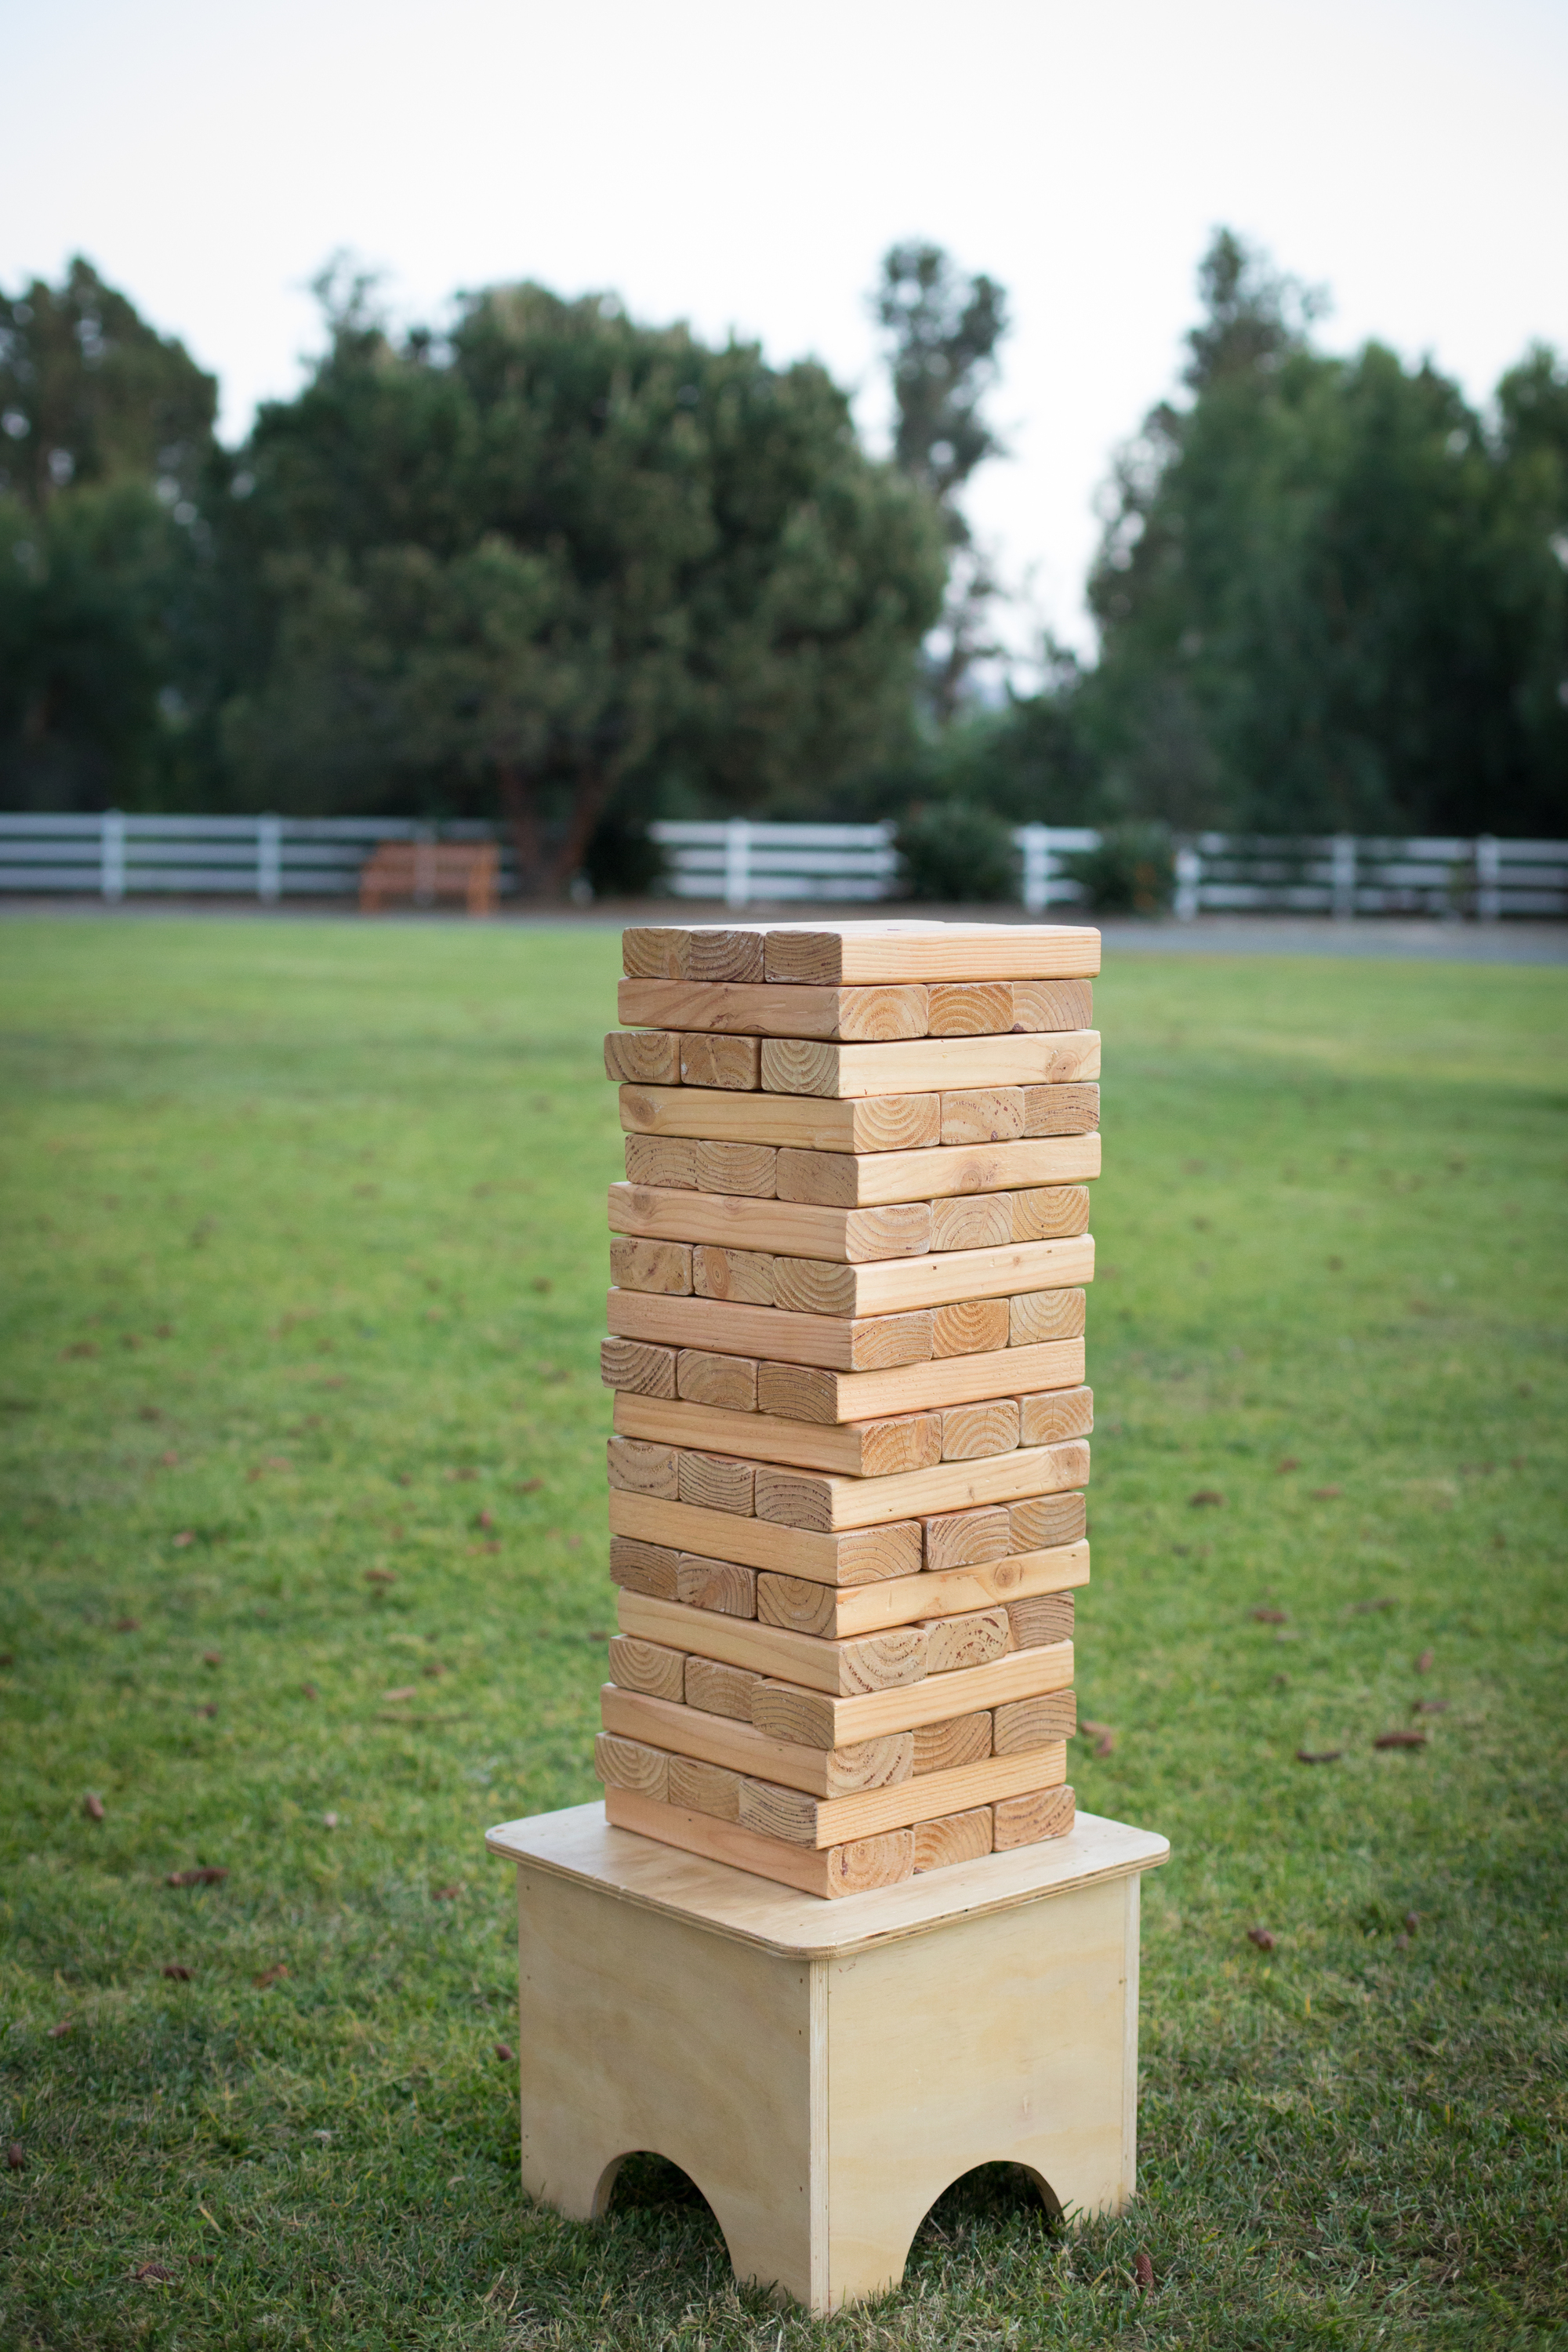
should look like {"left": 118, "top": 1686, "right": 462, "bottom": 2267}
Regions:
{"left": 1, "top": 914, "right": 1563, "bottom": 2351}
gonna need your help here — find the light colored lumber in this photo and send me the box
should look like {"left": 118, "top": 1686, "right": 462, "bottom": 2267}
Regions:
{"left": 752, "top": 1638, "right": 1075, "bottom": 1749}
{"left": 600, "top": 1336, "right": 675, "bottom": 1398}
{"left": 618, "top": 980, "right": 930, "bottom": 1041}
{"left": 923, "top": 1504, "right": 1012, "bottom": 1572}
{"left": 760, "top": 1030, "right": 1102, "bottom": 1101}
{"left": 608, "top": 1535, "right": 679, "bottom": 1599}
{"left": 692, "top": 1245, "right": 776, "bottom": 1305}
{"left": 1012, "top": 1185, "right": 1091, "bottom": 1240}
{"left": 692, "top": 1140, "right": 776, "bottom": 1198}
{"left": 620, "top": 1083, "right": 940, "bottom": 1154}
{"left": 684, "top": 1656, "right": 762, "bottom": 1719}
{"left": 676, "top": 1450, "right": 756, "bottom": 1515}
{"left": 913, "top": 1806, "right": 993, "bottom": 1871}
{"left": 1010, "top": 1491, "right": 1088, "bottom": 1551}
{"left": 753, "top": 1437, "right": 1092, "bottom": 1534}
{"left": 1011, "top": 1288, "right": 1087, "bottom": 1345}
{"left": 623, "top": 926, "right": 766, "bottom": 982}
{"left": 771, "top": 1233, "right": 1094, "bottom": 1318}
{"left": 993, "top": 1784, "right": 1076, "bottom": 1849}
{"left": 676, "top": 1349, "right": 758, "bottom": 1411}
{"left": 669, "top": 1756, "right": 743, "bottom": 1820}
{"left": 609, "top": 1236, "right": 693, "bottom": 1295}
{"left": 608, "top": 1181, "right": 931, "bottom": 1264}
{"left": 939, "top": 1398, "right": 1021, "bottom": 1462}
{"left": 624, "top": 1135, "right": 696, "bottom": 1189}
{"left": 939, "top": 1088, "right": 1025, "bottom": 1144}
{"left": 604, "top": 1030, "right": 681, "bottom": 1085}
{"left": 1019, "top": 1386, "right": 1094, "bottom": 1447}
{"left": 615, "top": 1391, "right": 942, "bottom": 1478}
{"left": 759, "top": 1541, "right": 1091, "bottom": 1641}
{"left": 1012, "top": 978, "right": 1094, "bottom": 1032}
{"left": 1004, "top": 1592, "right": 1075, "bottom": 1650}
{"left": 617, "top": 1590, "right": 931, "bottom": 1697}
{"left": 680, "top": 1033, "right": 760, "bottom": 1091}
{"left": 932, "top": 1298, "right": 1011, "bottom": 1357}
{"left": 993, "top": 1690, "right": 1077, "bottom": 1754}
{"left": 736, "top": 1742, "right": 1067, "bottom": 1849}
{"left": 603, "top": 1684, "right": 914, "bottom": 1796}
{"left": 760, "top": 923, "right": 1102, "bottom": 985}
{"left": 606, "top": 1436, "right": 680, "bottom": 1498}
{"left": 771, "top": 1131, "right": 1102, "bottom": 1207}
{"left": 606, "top": 1633, "right": 685, "bottom": 1703}
{"left": 750, "top": 1339, "right": 1085, "bottom": 1427}
{"left": 1023, "top": 1082, "right": 1099, "bottom": 1135}
{"left": 913, "top": 1713, "right": 993, "bottom": 1773}
{"left": 593, "top": 1732, "right": 670, "bottom": 1800}
{"left": 930, "top": 1192, "right": 1012, "bottom": 1251}
{"left": 609, "top": 1489, "right": 923, "bottom": 1586}
{"left": 603, "top": 1785, "right": 915, "bottom": 1896}
{"left": 926, "top": 982, "right": 1013, "bottom": 1036}
{"left": 921, "top": 1606, "right": 1011, "bottom": 1673}
{"left": 607, "top": 1287, "right": 935, "bottom": 1374}
{"left": 676, "top": 1555, "right": 757, "bottom": 1617}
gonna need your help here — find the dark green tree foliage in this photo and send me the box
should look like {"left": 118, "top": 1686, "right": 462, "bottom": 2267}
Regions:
{"left": 220, "top": 273, "right": 945, "bottom": 890}
{"left": 1086, "top": 230, "right": 1568, "bottom": 836}
{"left": 874, "top": 242, "right": 1007, "bottom": 721}
{"left": 0, "top": 260, "right": 218, "bottom": 809}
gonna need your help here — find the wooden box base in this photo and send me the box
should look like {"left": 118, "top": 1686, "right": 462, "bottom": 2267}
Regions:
{"left": 485, "top": 1799, "right": 1167, "bottom": 2312}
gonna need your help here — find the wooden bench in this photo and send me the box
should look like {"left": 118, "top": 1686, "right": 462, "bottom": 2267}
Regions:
{"left": 359, "top": 840, "right": 499, "bottom": 916}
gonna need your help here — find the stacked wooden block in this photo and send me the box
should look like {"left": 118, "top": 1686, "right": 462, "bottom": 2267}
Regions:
{"left": 593, "top": 919, "right": 1102, "bottom": 1898}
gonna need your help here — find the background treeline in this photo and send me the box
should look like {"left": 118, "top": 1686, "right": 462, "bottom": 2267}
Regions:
{"left": 2, "top": 234, "right": 1564, "bottom": 894}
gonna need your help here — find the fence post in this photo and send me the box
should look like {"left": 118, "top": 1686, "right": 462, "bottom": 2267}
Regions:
{"left": 1330, "top": 833, "right": 1356, "bottom": 920}
{"left": 257, "top": 814, "right": 281, "bottom": 903}
{"left": 1018, "top": 825, "right": 1048, "bottom": 913}
{"left": 724, "top": 818, "right": 752, "bottom": 909}
{"left": 1174, "top": 844, "right": 1201, "bottom": 922}
{"left": 1475, "top": 834, "right": 1501, "bottom": 923}
{"left": 100, "top": 809, "right": 125, "bottom": 902}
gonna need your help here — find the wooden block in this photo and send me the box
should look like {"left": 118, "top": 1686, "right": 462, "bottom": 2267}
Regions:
{"left": 1011, "top": 978, "right": 1093, "bottom": 1033}
{"left": 607, "top": 1181, "right": 931, "bottom": 1265}
{"left": 1018, "top": 1386, "right": 1094, "bottom": 1447}
{"left": 931, "top": 1192, "right": 1013, "bottom": 1252}
{"left": 774, "top": 1131, "right": 1101, "bottom": 1209}
{"left": 787, "top": 1541, "right": 1091, "bottom": 1640}
{"left": 620, "top": 1083, "right": 940, "bottom": 1155}
{"left": 756, "top": 1572, "right": 839, "bottom": 1636}
{"left": 913, "top": 1806, "right": 993, "bottom": 1871}
{"left": 923, "top": 1606, "right": 1011, "bottom": 1674}
{"left": 939, "top": 1399, "right": 1021, "bottom": 1462}
{"left": 1009, "top": 1491, "right": 1087, "bottom": 1552}
{"left": 993, "top": 1690, "right": 1077, "bottom": 1754}
{"left": 607, "top": 1634, "right": 686, "bottom": 1703}
{"left": 617, "top": 1591, "right": 930, "bottom": 1697}
{"left": 606, "top": 1436, "right": 680, "bottom": 1499}
{"left": 927, "top": 982, "right": 1013, "bottom": 1036}
{"left": 735, "top": 1740, "right": 1065, "bottom": 1849}
{"left": 600, "top": 1336, "right": 676, "bottom": 1399}
{"left": 692, "top": 1245, "right": 776, "bottom": 1305}
{"left": 604, "top": 1030, "right": 681, "bottom": 1086}
{"left": 692, "top": 1140, "right": 777, "bottom": 1198}
{"left": 913, "top": 1712, "right": 993, "bottom": 1773}
{"left": 668, "top": 1755, "right": 743, "bottom": 1820}
{"left": 923, "top": 1504, "right": 1011, "bottom": 1573}
{"left": 609, "top": 1236, "right": 693, "bottom": 1295}
{"left": 603, "top": 1785, "right": 916, "bottom": 1896}
{"left": 684, "top": 1655, "right": 763, "bottom": 1720}
{"left": 608, "top": 1490, "right": 924, "bottom": 1587}
{"left": 1005, "top": 1592, "right": 1075, "bottom": 1650}
{"left": 608, "top": 1536, "right": 679, "bottom": 1600}
{"left": 939, "top": 1089, "right": 1025, "bottom": 1145}
{"left": 993, "top": 1784, "right": 1076, "bottom": 1849}
{"left": 676, "top": 1450, "right": 756, "bottom": 1515}
{"left": 1011, "top": 1185, "right": 1091, "bottom": 1242}
{"left": 761, "top": 1032, "right": 1101, "bottom": 1102}
{"left": 755, "top": 1439, "right": 1091, "bottom": 1534}
{"left": 615, "top": 1391, "right": 942, "bottom": 1479}
{"left": 750, "top": 1639, "right": 1073, "bottom": 1749}
{"left": 624, "top": 1135, "right": 697, "bottom": 1189}
{"left": 1010, "top": 1288, "right": 1087, "bottom": 1345}
{"left": 593, "top": 1733, "right": 670, "bottom": 1801}
{"left": 603, "top": 1684, "right": 913, "bottom": 1796}
{"left": 609, "top": 1287, "right": 935, "bottom": 1374}
{"left": 750, "top": 1340, "right": 1083, "bottom": 1428}
{"left": 623, "top": 926, "right": 765, "bottom": 982}
{"left": 681, "top": 1040, "right": 761, "bottom": 1091}
{"left": 676, "top": 1349, "right": 758, "bottom": 1413}
{"left": 761, "top": 924, "right": 1101, "bottom": 985}
{"left": 770, "top": 1233, "right": 1094, "bottom": 1319}
{"left": 675, "top": 1554, "right": 757, "bottom": 1617}
{"left": 618, "top": 980, "right": 930, "bottom": 1042}
{"left": 1022, "top": 1083, "right": 1099, "bottom": 1136}
{"left": 931, "top": 1299, "right": 1011, "bottom": 1358}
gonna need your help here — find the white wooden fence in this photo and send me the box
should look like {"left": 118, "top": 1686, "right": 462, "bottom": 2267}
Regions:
{"left": 1, "top": 810, "right": 1563, "bottom": 919}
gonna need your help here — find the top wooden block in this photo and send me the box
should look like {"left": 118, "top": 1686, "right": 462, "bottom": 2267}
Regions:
{"left": 623, "top": 922, "right": 1102, "bottom": 985}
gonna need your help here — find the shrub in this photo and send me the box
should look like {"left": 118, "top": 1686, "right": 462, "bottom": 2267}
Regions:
{"left": 1062, "top": 822, "right": 1174, "bottom": 915}
{"left": 896, "top": 800, "right": 1017, "bottom": 903}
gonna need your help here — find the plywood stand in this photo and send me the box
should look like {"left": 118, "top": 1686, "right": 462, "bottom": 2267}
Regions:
{"left": 487, "top": 1802, "right": 1167, "bottom": 2312}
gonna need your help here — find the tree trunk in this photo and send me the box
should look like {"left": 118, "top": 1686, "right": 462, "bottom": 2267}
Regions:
{"left": 496, "top": 762, "right": 546, "bottom": 898}
{"left": 547, "top": 760, "right": 622, "bottom": 895}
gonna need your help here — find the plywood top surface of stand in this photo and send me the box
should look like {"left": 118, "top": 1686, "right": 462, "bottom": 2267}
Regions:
{"left": 485, "top": 1798, "right": 1167, "bottom": 1957}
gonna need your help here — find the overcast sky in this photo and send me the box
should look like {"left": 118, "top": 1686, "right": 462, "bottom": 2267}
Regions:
{"left": 5, "top": 0, "right": 1566, "bottom": 657}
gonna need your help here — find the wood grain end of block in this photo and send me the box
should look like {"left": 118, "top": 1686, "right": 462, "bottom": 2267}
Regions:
{"left": 913, "top": 1805, "right": 994, "bottom": 1871}
{"left": 992, "top": 1783, "right": 1076, "bottom": 1849}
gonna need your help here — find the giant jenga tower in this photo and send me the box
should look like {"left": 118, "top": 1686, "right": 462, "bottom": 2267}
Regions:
{"left": 593, "top": 918, "right": 1100, "bottom": 1897}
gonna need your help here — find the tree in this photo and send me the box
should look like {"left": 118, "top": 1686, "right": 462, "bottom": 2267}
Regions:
{"left": 873, "top": 242, "right": 1008, "bottom": 722}
{"left": 219, "top": 272, "right": 945, "bottom": 889}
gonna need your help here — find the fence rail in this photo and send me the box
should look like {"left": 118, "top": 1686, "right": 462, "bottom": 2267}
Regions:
{"left": 1, "top": 811, "right": 1564, "bottom": 920}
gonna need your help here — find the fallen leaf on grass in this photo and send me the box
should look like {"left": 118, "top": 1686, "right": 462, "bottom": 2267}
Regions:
{"left": 253, "top": 1964, "right": 288, "bottom": 1988}
{"left": 1374, "top": 1730, "right": 1427, "bottom": 1750}
{"left": 1404, "top": 1911, "right": 1420, "bottom": 1933}
{"left": 114, "top": 1617, "right": 140, "bottom": 1633}
{"left": 195, "top": 1703, "right": 217, "bottom": 1719}
{"left": 1310, "top": 1486, "right": 1342, "bottom": 1500}
{"left": 62, "top": 1341, "right": 98, "bottom": 1359}
{"left": 517, "top": 1477, "right": 543, "bottom": 1494}
{"left": 383, "top": 1686, "right": 416, "bottom": 1703}
{"left": 202, "top": 1650, "right": 221, "bottom": 1668}
{"left": 432, "top": 1886, "right": 460, "bottom": 1900}
{"left": 495, "top": 2042, "right": 516, "bottom": 2062}
{"left": 1352, "top": 1596, "right": 1395, "bottom": 1614}
{"left": 301, "top": 1683, "right": 318, "bottom": 1700}
{"left": 1416, "top": 1648, "right": 1435, "bottom": 1673}
{"left": 1275, "top": 1457, "right": 1299, "bottom": 1474}
{"left": 365, "top": 1569, "right": 395, "bottom": 1586}
{"left": 159, "top": 1450, "right": 180, "bottom": 1468}
{"left": 1247, "top": 1926, "right": 1276, "bottom": 1951}
{"left": 1134, "top": 2250, "right": 1155, "bottom": 2292}
{"left": 82, "top": 1791, "right": 105, "bottom": 1820}
{"left": 1412, "top": 1698, "right": 1449, "bottom": 1715}
{"left": 1250, "top": 1607, "right": 1289, "bottom": 1624}
{"left": 132, "top": 2261, "right": 173, "bottom": 2283}
{"left": 47, "top": 2020, "right": 72, "bottom": 2038}
{"left": 1296, "top": 1748, "right": 1342, "bottom": 1765}
{"left": 423, "top": 1661, "right": 446, "bottom": 1678}
{"left": 1080, "top": 1719, "right": 1116, "bottom": 1756}
{"left": 477, "top": 1509, "right": 495, "bottom": 1531}
{"left": 166, "top": 1867, "right": 227, "bottom": 1887}
{"left": 172, "top": 1532, "right": 194, "bottom": 1548}
{"left": 322, "top": 1812, "right": 340, "bottom": 1829}
{"left": 6, "top": 2143, "right": 24, "bottom": 2169}
{"left": 162, "top": 1965, "right": 193, "bottom": 1980}
{"left": 1189, "top": 1490, "right": 1225, "bottom": 1508}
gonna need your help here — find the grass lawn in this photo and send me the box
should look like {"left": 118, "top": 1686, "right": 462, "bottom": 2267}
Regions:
{"left": 1, "top": 913, "right": 1563, "bottom": 2352}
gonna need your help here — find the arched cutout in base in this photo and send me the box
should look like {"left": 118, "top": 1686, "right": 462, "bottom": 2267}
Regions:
{"left": 594, "top": 2151, "right": 724, "bottom": 2234}
{"left": 916, "top": 2161, "right": 1063, "bottom": 2248}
